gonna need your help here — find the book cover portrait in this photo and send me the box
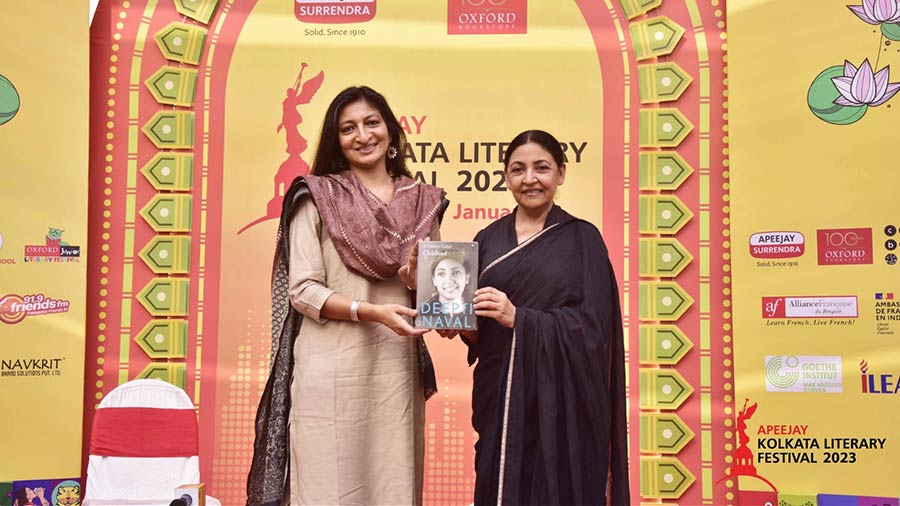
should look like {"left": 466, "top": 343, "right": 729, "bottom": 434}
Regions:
{"left": 415, "top": 241, "right": 478, "bottom": 330}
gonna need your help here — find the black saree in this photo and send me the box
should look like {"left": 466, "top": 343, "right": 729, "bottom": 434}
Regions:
{"left": 468, "top": 205, "right": 630, "bottom": 506}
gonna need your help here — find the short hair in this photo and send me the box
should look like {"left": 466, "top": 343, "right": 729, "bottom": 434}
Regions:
{"left": 503, "top": 129, "right": 565, "bottom": 170}
{"left": 310, "top": 86, "right": 412, "bottom": 178}
{"left": 430, "top": 250, "right": 470, "bottom": 278}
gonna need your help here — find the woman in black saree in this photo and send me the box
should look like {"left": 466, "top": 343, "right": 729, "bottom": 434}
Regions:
{"left": 461, "top": 130, "right": 630, "bottom": 505}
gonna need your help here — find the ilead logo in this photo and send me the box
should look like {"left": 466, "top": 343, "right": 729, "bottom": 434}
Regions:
{"left": 749, "top": 231, "right": 805, "bottom": 259}
{"left": 295, "top": 0, "right": 376, "bottom": 24}
{"left": 860, "top": 359, "right": 900, "bottom": 394}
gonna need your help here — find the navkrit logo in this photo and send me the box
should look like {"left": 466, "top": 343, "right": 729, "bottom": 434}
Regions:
{"left": 24, "top": 227, "right": 80, "bottom": 263}
{"left": 765, "top": 355, "right": 843, "bottom": 393}
{"left": 761, "top": 296, "right": 858, "bottom": 318}
{"left": 0, "top": 231, "right": 14, "bottom": 265}
{"left": 295, "top": 0, "right": 376, "bottom": 24}
{"left": 0, "top": 356, "right": 64, "bottom": 377}
{"left": 749, "top": 231, "right": 805, "bottom": 259}
{"left": 448, "top": 0, "right": 527, "bottom": 35}
{"left": 0, "top": 293, "right": 71, "bottom": 324}
{"left": 816, "top": 227, "right": 873, "bottom": 265}
{"left": 860, "top": 359, "right": 900, "bottom": 394}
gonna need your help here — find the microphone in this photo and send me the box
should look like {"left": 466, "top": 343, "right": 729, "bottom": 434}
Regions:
{"left": 169, "top": 494, "right": 193, "bottom": 506}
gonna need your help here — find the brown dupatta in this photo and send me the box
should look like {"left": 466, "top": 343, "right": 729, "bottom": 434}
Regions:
{"left": 304, "top": 170, "right": 445, "bottom": 281}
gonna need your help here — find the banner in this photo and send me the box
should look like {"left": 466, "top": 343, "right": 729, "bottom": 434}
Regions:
{"left": 730, "top": 0, "right": 900, "bottom": 503}
{"left": 0, "top": 0, "right": 88, "bottom": 499}
{"left": 86, "top": 0, "right": 729, "bottom": 503}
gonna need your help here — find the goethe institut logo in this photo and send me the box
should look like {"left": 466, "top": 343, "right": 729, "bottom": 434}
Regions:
{"left": 295, "top": 0, "right": 376, "bottom": 24}
{"left": 448, "top": 0, "right": 527, "bottom": 35}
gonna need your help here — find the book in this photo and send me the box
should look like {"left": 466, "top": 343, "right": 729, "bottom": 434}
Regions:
{"left": 415, "top": 241, "right": 478, "bottom": 330}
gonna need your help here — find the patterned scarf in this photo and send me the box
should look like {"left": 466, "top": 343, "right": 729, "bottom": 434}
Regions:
{"left": 304, "top": 170, "right": 445, "bottom": 281}
{"left": 246, "top": 174, "right": 445, "bottom": 506}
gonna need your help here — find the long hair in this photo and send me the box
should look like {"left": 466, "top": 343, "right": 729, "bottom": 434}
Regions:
{"left": 310, "top": 86, "right": 412, "bottom": 178}
{"left": 503, "top": 129, "right": 566, "bottom": 170}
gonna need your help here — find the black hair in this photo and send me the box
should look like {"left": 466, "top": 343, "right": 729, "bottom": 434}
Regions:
{"left": 310, "top": 85, "right": 412, "bottom": 178}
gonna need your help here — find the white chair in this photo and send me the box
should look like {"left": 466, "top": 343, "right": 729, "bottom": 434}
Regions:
{"left": 84, "top": 379, "right": 220, "bottom": 506}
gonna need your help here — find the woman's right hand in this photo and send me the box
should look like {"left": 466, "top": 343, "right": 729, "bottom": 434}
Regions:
{"left": 361, "top": 303, "right": 428, "bottom": 337}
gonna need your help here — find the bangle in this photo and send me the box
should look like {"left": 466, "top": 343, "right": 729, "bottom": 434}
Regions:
{"left": 350, "top": 299, "right": 362, "bottom": 322}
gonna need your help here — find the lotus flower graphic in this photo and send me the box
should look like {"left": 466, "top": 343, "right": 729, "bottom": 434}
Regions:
{"left": 833, "top": 59, "right": 900, "bottom": 106}
{"left": 809, "top": 60, "right": 900, "bottom": 124}
{"left": 848, "top": 0, "right": 900, "bottom": 24}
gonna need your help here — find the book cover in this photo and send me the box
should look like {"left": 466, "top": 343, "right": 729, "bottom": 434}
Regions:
{"left": 415, "top": 241, "right": 478, "bottom": 330}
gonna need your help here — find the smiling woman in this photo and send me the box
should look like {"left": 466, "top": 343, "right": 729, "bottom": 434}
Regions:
{"left": 457, "top": 129, "right": 630, "bottom": 505}
{"left": 248, "top": 86, "right": 448, "bottom": 506}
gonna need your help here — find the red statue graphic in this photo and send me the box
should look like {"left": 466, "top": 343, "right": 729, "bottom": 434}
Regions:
{"left": 717, "top": 398, "right": 777, "bottom": 492}
{"left": 239, "top": 63, "right": 324, "bottom": 234}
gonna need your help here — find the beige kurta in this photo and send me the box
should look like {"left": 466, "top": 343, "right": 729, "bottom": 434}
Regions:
{"left": 287, "top": 197, "right": 435, "bottom": 506}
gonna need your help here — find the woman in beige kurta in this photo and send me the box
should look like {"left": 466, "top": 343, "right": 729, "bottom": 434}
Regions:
{"left": 247, "top": 86, "right": 446, "bottom": 506}
{"left": 287, "top": 196, "right": 439, "bottom": 505}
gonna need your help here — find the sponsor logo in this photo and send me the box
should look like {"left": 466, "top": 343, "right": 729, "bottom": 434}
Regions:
{"left": 295, "top": 0, "right": 376, "bottom": 24}
{"left": 816, "top": 227, "right": 873, "bottom": 265}
{"left": 860, "top": 359, "right": 900, "bottom": 394}
{"left": 0, "top": 356, "right": 64, "bottom": 377}
{"left": 765, "top": 355, "right": 843, "bottom": 393}
{"left": 762, "top": 296, "right": 858, "bottom": 318}
{"left": 749, "top": 231, "right": 805, "bottom": 259}
{"left": 0, "top": 231, "right": 14, "bottom": 265}
{"left": 0, "top": 293, "right": 71, "bottom": 324}
{"left": 875, "top": 292, "right": 900, "bottom": 326}
{"left": 24, "top": 227, "right": 80, "bottom": 263}
{"left": 448, "top": 0, "right": 527, "bottom": 35}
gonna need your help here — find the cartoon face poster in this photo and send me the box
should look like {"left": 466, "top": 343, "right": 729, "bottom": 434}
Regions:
{"left": 10, "top": 480, "right": 80, "bottom": 506}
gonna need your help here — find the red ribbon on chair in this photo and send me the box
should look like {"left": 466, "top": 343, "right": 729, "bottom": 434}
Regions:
{"left": 90, "top": 407, "right": 199, "bottom": 458}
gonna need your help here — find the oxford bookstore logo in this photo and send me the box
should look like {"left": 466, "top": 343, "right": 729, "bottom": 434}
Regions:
{"left": 817, "top": 227, "right": 873, "bottom": 265}
{"left": 24, "top": 227, "right": 80, "bottom": 263}
{"left": 749, "top": 231, "right": 805, "bottom": 259}
{"left": 295, "top": 0, "right": 376, "bottom": 24}
{"left": 448, "top": 0, "right": 527, "bottom": 35}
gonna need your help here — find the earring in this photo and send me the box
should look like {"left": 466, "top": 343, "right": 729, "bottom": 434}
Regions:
{"left": 387, "top": 145, "right": 398, "bottom": 159}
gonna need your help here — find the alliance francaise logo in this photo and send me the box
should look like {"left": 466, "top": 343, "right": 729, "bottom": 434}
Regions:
{"left": 816, "top": 227, "right": 873, "bottom": 265}
{"left": 0, "top": 293, "right": 71, "bottom": 325}
{"left": 24, "top": 227, "right": 80, "bottom": 263}
{"left": 765, "top": 355, "right": 843, "bottom": 393}
{"left": 448, "top": 0, "right": 527, "bottom": 35}
{"left": 295, "top": 0, "right": 376, "bottom": 24}
{"left": 761, "top": 296, "right": 858, "bottom": 319}
{"left": 749, "top": 231, "right": 805, "bottom": 259}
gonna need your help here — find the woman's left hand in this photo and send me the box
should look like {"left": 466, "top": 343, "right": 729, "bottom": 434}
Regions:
{"left": 398, "top": 237, "right": 428, "bottom": 290}
{"left": 474, "top": 287, "right": 516, "bottom": 329}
